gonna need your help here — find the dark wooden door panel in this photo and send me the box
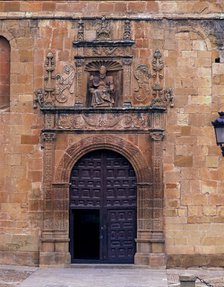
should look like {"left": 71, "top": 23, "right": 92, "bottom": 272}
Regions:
{"left": 107, "top": 209, "right": 136, "bottom": 263}
{"left": 70, "top": 150, "right": 137, "bottom": 263}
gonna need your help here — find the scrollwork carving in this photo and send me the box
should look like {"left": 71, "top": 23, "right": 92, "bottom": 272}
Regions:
{"left": 134, "top": 64, "right": 151, "bottom": 102}
{"left": 55, "top": 65, "right": 75, "bottom": 103}
{"left": 56, "top": 113, "right": 150, "bottom": 130}
{"left": 92, "top": 46, "right": 123, "bottom": 56}
{"left": 33, "top": 89, "right": 46, "bottom": 108}
{"left": 34, "top": 53, "right": 77, "bottom": 108}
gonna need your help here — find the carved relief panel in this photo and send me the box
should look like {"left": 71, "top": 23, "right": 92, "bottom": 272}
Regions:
{"left": 85, "top": 60, "right": 123, "bottom": 107}
{"left": 73, "top": 17, "right": 134, "bottom": 107}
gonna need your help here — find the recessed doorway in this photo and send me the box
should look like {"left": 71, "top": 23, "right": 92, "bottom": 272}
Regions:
{"left": 69, "top": 149, "right": 137, "bottom": 263}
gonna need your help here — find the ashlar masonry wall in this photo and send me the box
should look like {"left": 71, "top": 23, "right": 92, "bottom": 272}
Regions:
{"left": 0, "top": 1, "right": 224, "bottom": 267}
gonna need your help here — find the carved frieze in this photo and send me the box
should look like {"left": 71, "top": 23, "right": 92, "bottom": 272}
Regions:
{"left": 56, "top": 113, "right": 150, "bottom": 131}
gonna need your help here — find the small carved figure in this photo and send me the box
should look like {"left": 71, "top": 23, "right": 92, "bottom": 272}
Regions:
{"left": 89, "top": 65, "right": 115, "bottom": 108}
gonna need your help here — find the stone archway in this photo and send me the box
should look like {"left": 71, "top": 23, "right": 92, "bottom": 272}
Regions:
{"left": 40, "top": 134, "right": 165, "bottom": 267}
{"left": 55, "top": 135, "right": 151, "bottom": 184}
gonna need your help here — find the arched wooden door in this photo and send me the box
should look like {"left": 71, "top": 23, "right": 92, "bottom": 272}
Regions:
{"left": 69, "top": 149, "right": 137, "bottom": 263}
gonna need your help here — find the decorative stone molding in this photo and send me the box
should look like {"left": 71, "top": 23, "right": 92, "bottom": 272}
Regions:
{"left": 39, "top": 106, "right": 168, "bottom": 133}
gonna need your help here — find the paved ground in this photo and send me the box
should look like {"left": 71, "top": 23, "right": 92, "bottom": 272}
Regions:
{"left": 19, "top": 266, "right": 168, "bottom": 287}
{"left": 0, "top": 265, "right": 224, "bottom": 287}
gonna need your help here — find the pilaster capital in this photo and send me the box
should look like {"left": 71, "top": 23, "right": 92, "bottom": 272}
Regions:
{"left": 42, "top": 132, "right": 56, "bottom": 143}
{"left": 150, "top": 130, "right": 164, "bottom": 141}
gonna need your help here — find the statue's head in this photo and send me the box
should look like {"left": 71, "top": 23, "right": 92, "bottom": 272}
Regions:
{"left": 99, "top": 65, "right": 107, "bottom": 75}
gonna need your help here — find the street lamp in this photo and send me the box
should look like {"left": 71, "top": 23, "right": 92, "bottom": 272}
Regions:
{"left": 212, "top": 112, "right": 224, "bottom": 156}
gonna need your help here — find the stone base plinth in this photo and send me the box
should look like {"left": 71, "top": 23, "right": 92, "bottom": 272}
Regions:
{"left": 39, "top": 251, "right": 70, "bottom": 267}
{"left": 135, "top": 252, "right": 166, "bottom": 267}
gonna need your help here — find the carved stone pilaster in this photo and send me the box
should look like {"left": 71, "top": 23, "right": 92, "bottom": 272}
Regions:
{"left": 41, "top": 132, "right": 56, "bottom": 226}
{"left": 123, "top": 20, "right": 131, "bottom": 40}
{"left": 44, "top": 113, "right": 55, "bottom": 130}
{"left": 75, "top": 58, "right": 84, "bottom": 105}
{"left": 77, "top": 19, "right": 84, "bottom": 41}
{"left": 150, "top": 130, "right": 164, "bottom": 240}
{"left": 122, "top": 58, "right": 132, "bottom": 104}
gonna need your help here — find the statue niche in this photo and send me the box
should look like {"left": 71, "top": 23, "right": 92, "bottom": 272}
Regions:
{"left": 85, "top": 61, "right": 123, "bottom": 108}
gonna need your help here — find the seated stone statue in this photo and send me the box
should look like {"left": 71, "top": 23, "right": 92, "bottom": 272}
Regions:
{"left": 89, "top": 65, "right": 115, "bottom": 107}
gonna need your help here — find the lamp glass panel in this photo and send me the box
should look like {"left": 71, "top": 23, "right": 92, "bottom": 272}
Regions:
{"left": 215, "top": 127, "right": 224, "bottom": 144}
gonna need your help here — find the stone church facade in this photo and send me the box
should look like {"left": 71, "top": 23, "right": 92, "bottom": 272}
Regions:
{"left": 0, "top": 1, "right": 224, "bottom": 267}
